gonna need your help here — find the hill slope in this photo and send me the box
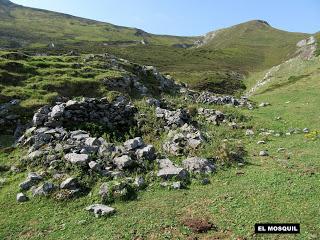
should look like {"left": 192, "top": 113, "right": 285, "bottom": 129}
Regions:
{"left": 0, "top": 0, "right": 197, "bottom": 49}
{"left": 0, "top": 1, "right": 312, "bottom": 94}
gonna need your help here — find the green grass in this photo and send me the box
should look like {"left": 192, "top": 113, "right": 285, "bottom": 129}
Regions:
{"left": 1, "top": 55, "right": 320, "bottom": 239}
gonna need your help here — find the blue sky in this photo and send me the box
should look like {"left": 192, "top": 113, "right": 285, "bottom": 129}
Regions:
{"left": 11, "top": 0, "right": 320, "bottom": 36}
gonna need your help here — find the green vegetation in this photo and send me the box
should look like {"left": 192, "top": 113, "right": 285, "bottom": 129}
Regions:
{"left": 0, "top": 1, "right": 311, "bottom": 94}
{"left": 1, "top": 55, "right": 320, "bottom": 239}
{"left": 0, "top": 1, "right": 319, "bottom": 239}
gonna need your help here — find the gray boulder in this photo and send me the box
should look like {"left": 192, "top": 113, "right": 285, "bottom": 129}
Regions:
{"left": 64, "top": 153, "right": 90, "bottom": 165}
{"left": 51, "top": 104, "right": 65, "bottom": 118}
{"left": 157, "top": 159, "right": 189, "bottom": 180}
{"left": 157, "top": 167, "right": 189, "bottom": 180}
{"left": 85, "top": 137, "right": 101, "bottom": 147}
{"left": 85, "top": 204, "right": 116, "bottom": 218}
{"left": 182, "top": 157, "right": 215, "bottom": 174}
{"left": 27, "top": 172, "right": 43, "bottom": 181}
{"left": 259, "top": 150, "right": 269, "bottom": 156}
{"left": 60, "top": 177, "right": 78, "bottom": 190}
{"left": 32, "top": 182, "right": 55, "bottom": 196}
{"left": 113, "top": 155, "right": 133, "bottom": 169}
{"left": 89, "top": 161, "right": 101, "bottom": 171}
{"left": 136, "top": 145, "right": 156, "bottom": 161}
{"left": 19, "top": 180, "right": 34, "bottom": 191}
{"left": 16, "top": 193, "right": 28, "bottom": 202}
{"left": 123, "top": 137, "right": 144, "bottom": 151}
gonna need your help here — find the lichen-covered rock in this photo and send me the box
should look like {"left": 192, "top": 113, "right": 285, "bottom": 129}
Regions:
{"left": 182, "top": 157, "right": 215, "bottom": 174}
{"left": 163, "top": 124, "right": 204, "bottom": 156}
{"left": 156, "top": 107, "right": 190, "bottom": 128}
{"left": 32, "top": 182, "right": 55, "bottom": 196}
{"left": 123, "top": 137, "right": 144, "bottom": 151}
{"left": 135, "top": 145, "right": 156, "bottom": 161}
{"left": 85, "top": 204, "right": 116, "bottom": 218}
{"left": 113, "top": 155, "right": 134, "bottom": 169}
{"left": 157, "top": 158, "right": 189, "bottom": 180}
{"left": 64, "top": 153, "right": 90, "bottom": 165}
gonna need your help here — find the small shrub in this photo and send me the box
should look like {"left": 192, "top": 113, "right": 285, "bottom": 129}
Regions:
{"left": 216, "top": 141, "right": 247, "bottom": 166}
{"left": 187, "top": 106, "right": 198, "bottom": 117}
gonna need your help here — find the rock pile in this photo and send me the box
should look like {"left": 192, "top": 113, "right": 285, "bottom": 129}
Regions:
{"left": 197, "top": 108, "right": 225, "bottom": 125}
{"left": 196, "top": 92, "right": 253, "bottom": 109}
{"left": 156, "top": 107, "right": 190, "bottom": 129}
{"left": 30, "top": 96, "right": 136, "bottom": 131}
{"left": 0, "top": 99, "right": 21, "bottom": 134}
{"left": 163, "top": 124, "right": 204, "bottom": 156}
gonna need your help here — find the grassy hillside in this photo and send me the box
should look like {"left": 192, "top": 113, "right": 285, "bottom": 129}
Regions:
{"left": 0, "top": 1, "right": 311, "bottom": 94}
{"left": 102, "top": 21, "right": 309, "bottom": 93}
{"left": 196, "top": 20, "right": 309, "bottom": 70}
{"left": 0, "top": 55, "right": 319, "bottom": 240}
{"left": 0, "top": 0, "right": 197, "bottom": 49}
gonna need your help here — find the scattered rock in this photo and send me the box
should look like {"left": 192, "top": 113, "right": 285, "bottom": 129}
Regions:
{"left": 146, "top": 98, "right": 160, "bottom": 107}
{"left": 135, "top": 145, "right": 156, "bottom": 161}
{"left": 60, "top": 177, "right": 78, "bottom": 190}
{"left": 259, "top": 150, "right": 269, "bottom": 156}
{"left": 201, "top": 178, "right": 210, "bottom": 185}
{"left": 88, "top": 161, "right": 101, "bottom": 172}
{"left": 156, "top": 107, "right": 190, "bottom": 128}
{"left": 134, "top": 176, "right": 146, "bottom": 189}
{"left": 196, "top": 91, "right": 251, "bottom": 109}
{"left": 27, "top": 172, "right": 43, "bottom": 181}
{"left": 259, "top": 102, "right": 270, "bottom": 107}
{"left": 123, "top": 137, "right": 144, "bottom": 151}
{"left": 85, "top": 204, "right": 116, "bottom": 218}
{"left": 64, "top": 153, "right": 90, "bottom": 166}
{"left": 113, "top": 155, "right": 134, "bottom": 169}
{"left": 163, "top": 124, "right": 204, "bottom": 156}
{"left": 257, "top": 141, "right": 266, "bottom": 145}
{"left": 303, "top": 128, "right": 310, "bottom": 133}
{"left": 172, "top": 181, "right": 183, "bottom": 189}
{"left": 16, "top": 193, "right": 28, "bottom": 202}
{"left": 198, "top": 108, "right": 225, "bottom": 125}
{"left": 245, "top": 129, "right": 254, "bottom": 136}
{"left": 157, "top": 159, "right": 189, "bottom": 180}
{"left": 182, "top": 157, "right": 215, "bottom": 174}
{"left": 32, "top": 182, "right": 55, "bottom": 196}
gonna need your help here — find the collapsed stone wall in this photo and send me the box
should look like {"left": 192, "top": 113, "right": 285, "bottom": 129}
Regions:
{"left": 32, "top": 96, "right": 137, "bottom": 132}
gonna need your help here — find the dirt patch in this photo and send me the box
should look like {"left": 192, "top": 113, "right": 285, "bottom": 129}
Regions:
{"left": 182, "top": 218, "right": 216, "bottom": 233}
